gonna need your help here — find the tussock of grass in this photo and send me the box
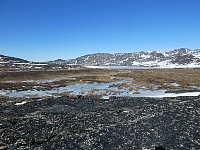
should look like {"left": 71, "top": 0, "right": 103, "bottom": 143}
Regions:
{"left": 116, "top": 69, "right": 200, "bottom": 88}
{"left": 0, "top": 68, "right": 199, "bottom": 93}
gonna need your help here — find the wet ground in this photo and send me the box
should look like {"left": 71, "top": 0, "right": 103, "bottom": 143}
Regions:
{"left": 0, "top": 68, "right": 200, "bottom": 99}
{"left": 0, "top": 68, "right": 200, "bottom": 149}
{"left": 0, "top": 95, "right": 199, "bottom": 149}
{"left": 1, "top": 79, "right": 200, "bottom": 99}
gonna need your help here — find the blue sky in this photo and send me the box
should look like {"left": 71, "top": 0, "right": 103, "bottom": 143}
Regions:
{"left": 0, "top": 0, "right": 200, "bottom": 61}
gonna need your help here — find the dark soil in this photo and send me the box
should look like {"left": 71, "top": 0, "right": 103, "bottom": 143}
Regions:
{"left": 0, "top": 96, "right": 200, "bottom": 150}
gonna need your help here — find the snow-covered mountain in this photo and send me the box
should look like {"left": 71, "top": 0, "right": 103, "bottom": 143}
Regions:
{"left": 66, "top": 48, "right": 200, "bottom": 68}
{"left": 1, "top": 48, "right": 200, "bottom": 69}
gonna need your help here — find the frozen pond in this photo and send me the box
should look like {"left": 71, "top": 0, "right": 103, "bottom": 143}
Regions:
{"left": 0, "top": 80, "right": 200, "bottom": 98}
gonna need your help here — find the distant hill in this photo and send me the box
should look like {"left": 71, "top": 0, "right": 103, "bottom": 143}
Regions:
{"left": 64, "top": 48, "right": 200, "bottom": 68}
{"left": 1, "top": 48, "right": 200, "bottom": 68}
{"left": 0, "top": 54, "right": 29, "bottom": 64}
{"left": 47, "top": 59, "right": 69, "bottom": 65}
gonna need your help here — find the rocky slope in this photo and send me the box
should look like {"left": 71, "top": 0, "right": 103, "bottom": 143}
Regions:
{"left": 1, "top": 48, "right": 200, "bottom": 68}
{"left": 0, "top": 54, "right": 29, "bottom": 64}
{"left": 66, "top": 48, "right": 200, "bottom": 68}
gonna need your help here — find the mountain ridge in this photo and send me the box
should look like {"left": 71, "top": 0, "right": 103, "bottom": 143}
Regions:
{"left": 1, "top": 48, "right": 200, "bottom": 68}
{"left": 64, "top": 48, "right": 200, "bottom": 68}
{"left": 0, "top": 54, "right": 29, "bottom": 64}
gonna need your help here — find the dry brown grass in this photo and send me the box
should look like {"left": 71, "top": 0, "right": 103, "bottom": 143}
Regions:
{"left": 0, "top": 68, "right": 199, "bottom": 91}
{"left": 116, "top": 68, "right": 200, "bottom": 88}
{"left": 0, "top": 68, "right": 118, "bottom": 81}
{"left": 0, "top": 68, "right": 119, "bottom": 90}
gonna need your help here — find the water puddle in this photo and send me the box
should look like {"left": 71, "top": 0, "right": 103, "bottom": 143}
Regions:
{"left": 0, "top": 80, "right": 199, "bottom": 98}
{"left": 51, "top": 81, "right": 123, "bottom": 93}
{"left": 0, "top": 81, "right": 123, "bottom": 98}
{"left": 191, "top": 86, "right": 200, "bottom": 90}
{"left": 1, "top": 89, "right": 49, "bottom": 98}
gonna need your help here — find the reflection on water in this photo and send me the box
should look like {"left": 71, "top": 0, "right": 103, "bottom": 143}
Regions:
{"left": 0, "top": 80, "right": 200, "bottom": 98}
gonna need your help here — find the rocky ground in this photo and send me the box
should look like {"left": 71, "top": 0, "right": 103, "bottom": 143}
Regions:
{"left": 0, "top": 95, "right": 199, "bottom": 150}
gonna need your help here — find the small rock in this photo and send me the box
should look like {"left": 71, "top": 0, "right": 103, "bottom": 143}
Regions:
{"left": 15, "top": 139, "right": 26, "bottom": 146}
{"left": 0, "top": 146, "right": 8, "bottom": 150}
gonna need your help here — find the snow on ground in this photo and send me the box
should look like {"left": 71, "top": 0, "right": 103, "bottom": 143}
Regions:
{"left": 132, "top": 61, "right": 141, "bottom": 66}
{"left": 147, "top": 92, "right": 200, "bottom": 98}
{"left": 101, "top": 96, "right": 110, "bottom": 100}
{"left": 170, "top": 83, "right": 180, "bottom": 87}
{"left": 85, "top": 61, "right": 200, "bottom": 69}
{"left": 84, "top": 65, "right": 107, "bottom": 69}
{"left": 163, "top": 62, "right": 200, "bottom": 69}
{"left": 140, "top": 54, "right": 151, "bottom": 59}
{"left": 15, "top": 101, "right": 27, "bottom": 106}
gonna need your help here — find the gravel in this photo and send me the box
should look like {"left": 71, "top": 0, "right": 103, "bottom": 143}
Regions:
{"left": 0, "top": 95, "right": 199, "bottom": 150}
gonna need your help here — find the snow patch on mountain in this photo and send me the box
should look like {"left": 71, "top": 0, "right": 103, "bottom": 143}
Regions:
{"left": 66, "top": 48, "right": 200, "bottom": 68}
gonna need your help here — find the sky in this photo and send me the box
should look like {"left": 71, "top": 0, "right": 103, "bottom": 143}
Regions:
{"left": 0, "top": 0, "right": 200, "bottom": 61}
